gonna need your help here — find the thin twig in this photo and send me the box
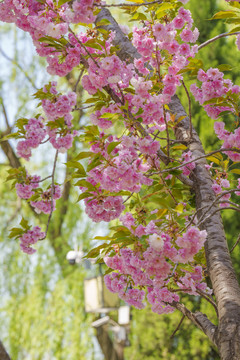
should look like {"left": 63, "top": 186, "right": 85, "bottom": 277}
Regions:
{"left": 198, "top": 31, "right": 240, "bottom": 51}
{"left": 197, "top": 188, "right": 240, "bottom": 225}
{"left": 179, "top": 204, "right": 210, "bottom": 234}
{"left": 170, "top": 315, "right": 185, "bottom": 339}
{"left": 68, "top": 27, "right": 100, "bottom": 68}
{"left": 74, "top": 69, "right": 84, "bottom": 93}
{"left": 74, "top": 104, "right": 95, "bottom": 111}
{"left": 42, "top": 150, "right": 59, "bottom": 239}
{"left": 150, "top": 148, "right": 240, "bottom": 175}
{"left": 181, "top": 80, "right": 192, "bottom": 138}
{"left": 163, "top": 106, "right": 170, "bottom": 159}
{"left": 197, "top": 206, "right": 240, "bottom": 228}
{"left": 160, "top": 173, "right": 178, "bottom": 205}
{"left": 217, "top": 199, "right": 240, "bottom": 208}
{"left": 30, "top": 175, "right": 52, "bottom": 184}
{"left": 230, "top": 233, "right": 240, "bottom": 253}
{"left": 165, "top": 262, "right": 178, "bottom": 281}
{"left": 123, "top": 192, "right": 134, "bottom": 204}
{"left": 94, "top": 0, "right": 162, "bottom": 7}
{"left": 196, "top": 289, "right": 218, "bottom": 316}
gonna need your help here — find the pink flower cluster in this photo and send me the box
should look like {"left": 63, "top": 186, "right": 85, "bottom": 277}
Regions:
{"left": 17, "top": 117, "right": 46, "bottom": 160}
{"left": 61, "top": 0, "right": 97, "bottom": 25}
{"left": 15, "top": 174, "right": 40, "bottom": 199}
{"left": 104, "top": 226, "right": 208, "bottom": 313}
{"left": 87, "top": 135, "right": 154, "bottom": 196}
{"left": 42, "top": 82, "right": 77, "bottom": 123}
{"left": 190, "top": 68, "right": 240, "bottom": 119}
{"left": 120, "top": 212, "right": 158, "bottom": 238}
{"left": 85, "top": 195, "right": 125, "bottom": 223}
{"left": 176, "top": 227, "right": 207, "bottom": 263}
{"left": 177, "top": 266, "right": 211, "bottom": 296}
{"left": 214, "top": 121, "right": 240, "bottom": 162}
{"left": 131, "top": 7, "right": 198, "bottom": 100}
{"left": 181, "top": 151, "right": 196, "bottom": 176}
{"left": 90, "top": 103, "right": 122, "bottom": 129}
{"left": 31, "top": 185, "right": 62, "bottom": 214}
{"left": 19, "top": 226, "right": 45, "bottom": 254}
{"left": 82, "top": 55, "right": 133, "bottom": 95}
{"left": 16, "top": 81, "right": 78, "bottom": 157}
{"left": 212, "top": 178, "right": 231, "bottom": 207}
{"left": 0, "top": 0, "right": 99, "bottom": 77}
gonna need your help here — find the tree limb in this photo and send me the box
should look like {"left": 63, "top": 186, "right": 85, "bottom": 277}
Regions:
{"left": 0, "top": 340, "right": 11, "bottom": 360}
{"left": 172, "top": 302, "right": 218, "bottom": 347}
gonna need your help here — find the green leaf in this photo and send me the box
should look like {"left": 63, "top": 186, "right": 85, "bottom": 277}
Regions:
{"left": 84, "top": 41, "right": 102, "bottom": 50}
{"left": 104, "top": 268, "right": 114, "bottom": 275}
{"left": 65, "top": 160, "right": 86, "bottom": 176}
{"left": 9, "top": 227, "right": 24, "bottom": 239}
{"left": 74, "top": 151, "right": 93, "bottom": 161}
{"left": 229, "top": 25, "right": 240, "bottom": 32}
{"left": 206, "top": 156, "right": 220, "bottom": 165}
{"left": 93, "top": 235, "right": 112, "bottom": 240}
{"left": 107, "top": 141, "right": 121, "bottom": 154}
{"left": 96, "top": 18, "right": 111, "bottom": 26}
{"left": 130, "top": 12, "right": 147, "bottom": 21}
{"left": 99, "top": 112, "right": 116, "bottom": 119}
{"left": 230, "top": 169, "right": 240, "bottom": 175}
{"left": 58, "top": 0, "right": 71, "bottom": 5}
{"left": 171, "top": 144, "right": 187, "bottom": 151}
{"left": 85, "top": 243, "right": 109, "bottom": 258}
{"left": 173, "top": 204, "right": 184, "bottom": 214}
{"left": 76, "top": 192, "right": 92, "bottom": 202}
{"left": 87, "top": 155, "right": 102, "bottom": 172}
{"left": 74, "top": 180, "right": 96, "bottom": 191}
{"left": 156, "top": 2, "right": 175, "bottom": 14}
{"left": 20, "top": 217, "right": 29, "bottom": 230}
{"left": 211, "top": 11, "right": 237, "bottom": 20}
{"left": 217, "top": 64, "right": 232, "bottom": 72}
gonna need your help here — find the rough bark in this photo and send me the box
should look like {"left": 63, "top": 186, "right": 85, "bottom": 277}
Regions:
{"left": 96, "top": 8, "right": 240, "bottom": 359}
{"left": 0, "top": 340, "right": 11, "bottom": 360}
{"left": 169, "top": 95, "right": 240, "bottom": 359}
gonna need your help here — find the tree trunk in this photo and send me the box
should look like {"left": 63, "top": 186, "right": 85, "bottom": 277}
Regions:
{"left": 170, "top": 95, "right": 240, "bottom": 359}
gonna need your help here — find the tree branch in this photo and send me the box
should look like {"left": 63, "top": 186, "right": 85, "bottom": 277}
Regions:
{"left": 198, "top": 32, "right": 240, "bottom": 51}
{"left": 172, "top": 302, "right": 218, "bottom": 347}
{"left": 95, "top": 0, "right": 162, "bottom": 7}
{"left": 230, "top": 233, "right": 240, "bottom": 254}
{"left": 0, "top": 340, "right": 11, "bottom": 360}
